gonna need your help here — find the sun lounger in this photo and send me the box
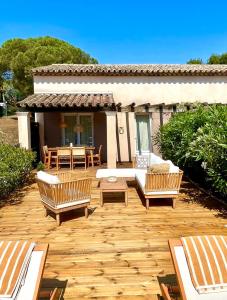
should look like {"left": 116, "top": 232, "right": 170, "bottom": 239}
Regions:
{"left": 0, "top": 242, "right": 48, "bottom": 300}
{"left": 166, "top": 238, "right": 227, "bottom": 300}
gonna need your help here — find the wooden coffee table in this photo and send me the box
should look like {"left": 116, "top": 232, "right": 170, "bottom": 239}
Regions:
{"left": 100, "top": 178, "right": 128, "bottom": 207}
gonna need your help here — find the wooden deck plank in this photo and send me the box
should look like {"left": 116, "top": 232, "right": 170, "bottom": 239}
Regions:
{"left": 0, "top": 166, "right": 226, "bottom": 299}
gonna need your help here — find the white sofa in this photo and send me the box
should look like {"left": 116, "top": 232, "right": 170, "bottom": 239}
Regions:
{"left": 96, "top": 153, "right": 183, "bottom": 209}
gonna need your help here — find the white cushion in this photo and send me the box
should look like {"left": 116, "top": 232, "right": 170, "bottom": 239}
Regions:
{"left": 145, "top": 190, "right": 178, "bottom": 195}
{"left": 135, "top": 170, "right": 147, "bottom": 192}
{"left": 164, "top": 160, "right": 179, "bottom": 173}
{"left": 96, "top": 168, "right": 136, "bottom": 179}
{"left": 56, "top": 199, "right": 90, "bottom": 209}
{"left": 37, "top": 171, "right": 60, "bottom": 184}
{"left": 175, "top": 246, "right": 227, "bottom": 300}
{"left": 17, "top": 251, "right": 43, "bottom": 300}
{"left": 41, "top": 198, "right": 90, "bottom": 209}
{"left": 149, "top": 153, "right": 163, "bottom": 165}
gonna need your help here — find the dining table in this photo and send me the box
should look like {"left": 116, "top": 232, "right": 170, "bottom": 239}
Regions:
{"left": 47, "top": 146, "right": 95, "bottom": 169}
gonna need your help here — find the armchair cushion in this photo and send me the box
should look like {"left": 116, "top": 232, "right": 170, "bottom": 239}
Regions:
{"left": 165, "top": 160, "right": 180, "bottom": 173}
{"left": 56, "top": 199, "right": 90, "bottom": 209}
{"left": 149, "top": 153, "right": 163, "bottom": 164}
{"left": 148, "top": 163, "right": 170, "bottom": 173}
{"left": 37, "top": 171, "right": 60, "bottom": 184}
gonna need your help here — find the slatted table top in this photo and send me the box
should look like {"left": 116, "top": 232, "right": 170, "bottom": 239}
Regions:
{"left": 100, "top": 177, "right": 128, "bottom": 190}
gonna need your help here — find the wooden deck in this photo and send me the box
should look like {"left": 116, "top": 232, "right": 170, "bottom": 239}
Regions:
{"left": 0, "top": 166, "right": 226, "bottom": 299}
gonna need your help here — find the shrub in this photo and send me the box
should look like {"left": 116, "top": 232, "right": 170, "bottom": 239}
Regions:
{"left": 36, "top": 161, "right": 45, "bottom": 171}
{"left": 0, "top": 144, "right": 36, "bottom": 198}
{"left": 155, "top": 105, "right": 227, "bottom": 198}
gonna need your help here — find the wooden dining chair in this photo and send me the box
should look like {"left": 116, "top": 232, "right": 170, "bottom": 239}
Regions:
{"left": 57, "top": 149, "right": 72, "bottom": 170}
{"left": 72, "top": 147, "right": 86, "bottom": 169}
{"left": 87, "top": 144, "right": 102, "bottom": 167}
{"left": 43, "top": 145, "right": 49, "bottom": 168}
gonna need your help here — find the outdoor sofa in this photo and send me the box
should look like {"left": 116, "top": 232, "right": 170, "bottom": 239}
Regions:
{"left": 96, "top": 153, "right": 183, "bottom": 209}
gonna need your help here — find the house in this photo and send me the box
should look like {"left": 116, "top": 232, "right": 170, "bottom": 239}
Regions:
{"left": 17, "top": 64, "right": 227, "bottom": 168}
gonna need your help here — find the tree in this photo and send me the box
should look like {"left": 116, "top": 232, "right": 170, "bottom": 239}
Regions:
{"left": 208, "top": 53, "right": 227, "bottom": 64}
{"left": 187, "top": 58, "right": 203, "bottom": 64}
{"left": 187, "top": 52, "right": 227, "bottom": 65}
{"left": 0, "top": 37, "right": 98, "bottom": 98}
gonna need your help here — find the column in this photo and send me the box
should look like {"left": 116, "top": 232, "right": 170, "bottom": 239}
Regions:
{"left": 17, "top": 112, "right": 31, "bottom": 149}
{"left": 128, "top": 112, "right": 136, "bottom": 160}
{"left": 35, "top": 112, "right": 45, "bottom": 150}
{"left": 105, "top": 111, "right": 117, "bottom": 168}
{"left": 117, "top": 112, "right": 129, "bottom": 162}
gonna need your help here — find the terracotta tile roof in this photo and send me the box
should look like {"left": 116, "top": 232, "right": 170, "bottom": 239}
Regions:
{"left": 18, "top": 93, "right": 114, "bottom": 108}
{"left": 32, "top": 64, "right": 227, "bottom": 76}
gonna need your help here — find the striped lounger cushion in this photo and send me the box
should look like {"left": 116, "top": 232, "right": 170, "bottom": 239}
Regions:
{"left": 0, "top": 240, "right": 35, "bottom": 299}
{"left": 181, "top": 236, "right": 227, "bottom": 294}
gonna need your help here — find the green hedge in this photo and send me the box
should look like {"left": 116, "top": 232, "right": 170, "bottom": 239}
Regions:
{"left": 155, "top": 105, "right": 227, "bottom": 198}
{"left": 0, "top": 144, "right": 36, "bottom": 198}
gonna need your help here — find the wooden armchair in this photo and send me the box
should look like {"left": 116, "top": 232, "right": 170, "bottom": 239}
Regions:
{"left": 43, "top": 145, "right": 49, "bottom": 168}
{"left": 144, "top": 171, "right": 183, "bottom": 209}
{"left": 36, "top": 172, "right": 92, "bottom": 225}
{"left": 87, "top": 145, "right": 102, "bottom": 167}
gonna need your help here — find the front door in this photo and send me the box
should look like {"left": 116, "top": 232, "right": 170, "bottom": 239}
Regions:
{"left": 62, "top": 113, "right": 93, "bottom": 146}
{"left": 136, "top": 114, "right": 151, "bottom": 155}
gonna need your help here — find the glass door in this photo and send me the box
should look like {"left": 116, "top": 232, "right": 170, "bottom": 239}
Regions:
{"left": 64, "top": 115, "right": 78, "bottom": 145}
{"left": 62, "top": 114, "right": 93, "bottom": 146}
{"left": 136, "top": 114, "right": 151, "bottom": 155}
{"left": 79, "top": 115, "right": 93, "bottom": 146}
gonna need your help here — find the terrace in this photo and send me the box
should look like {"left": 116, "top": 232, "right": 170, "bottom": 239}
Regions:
{"left": 0, "top": 165, "right": 226, "bottom": 299}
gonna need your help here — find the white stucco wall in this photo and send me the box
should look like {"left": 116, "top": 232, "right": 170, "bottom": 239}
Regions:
{"left": 34, "top": 75, "right": 227, "bottom": 105}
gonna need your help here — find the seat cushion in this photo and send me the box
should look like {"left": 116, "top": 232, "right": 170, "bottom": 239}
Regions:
{"left": 42, "top": 198, "right": 90, "bottom": 209}
{"left": 37, "top": 171, "right": 60, "bottom": 184}
{"left": 56, "top": 199, "right": 90, "bottom": 209}
{"left": 135, "top": 170, "right": 147, "bottom": 192}
{"left": 174, "top": 246, "right": 227, "bottom": 300}
{"left": 96, "top": 168, "right": 136, "bottom": 178}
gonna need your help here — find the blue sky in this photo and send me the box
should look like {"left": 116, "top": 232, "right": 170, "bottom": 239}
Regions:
{"left": 1, "top": 0, "right": 227, "bottom": 64}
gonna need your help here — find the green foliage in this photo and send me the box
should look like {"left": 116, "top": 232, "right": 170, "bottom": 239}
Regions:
{"left": 188, "top": 52, "right": 227, "bottom": 64}
{"left": 208, "top": 53, "right": 227, "bottom": 64}
{"left": 0, "top": 144, "right": 36, "bottom": 198}
{"left": 36, "top": 161, "right": 45, "bottom": 171}
{"left": 155, "top": 105, "right": 227, "bottom": 198}
{"left": 187, "top": 58, "right": 203, "bottom": 64}
{"left": 0, "top": 36, "right": 98, "bottom": 97}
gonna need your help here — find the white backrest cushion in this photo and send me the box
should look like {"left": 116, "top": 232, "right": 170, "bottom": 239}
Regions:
{"left": 37, "top": 171, "right": 60, "bottom": 184}
{"left": 149, "top": 153, "right": 163, "bottom": 165}
{"left": 164, "top": 160, "right": 179, "bottom": 173}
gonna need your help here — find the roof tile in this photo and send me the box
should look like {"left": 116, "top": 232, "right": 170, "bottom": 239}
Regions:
{"left": 32, "top": 64, "right": 227, "bottom": 76}
{"left": 18, "top": 93, "right": 114, "bottom": 108}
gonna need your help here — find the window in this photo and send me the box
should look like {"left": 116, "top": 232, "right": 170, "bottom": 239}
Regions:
{"left": 62, "top": 113, "right": 93, "bottom": 146}
{"left": 136, "top": 114, "right": 152, "bottom": 154}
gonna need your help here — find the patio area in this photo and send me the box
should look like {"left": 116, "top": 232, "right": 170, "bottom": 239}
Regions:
{"left": 0, "top": 165, "right": 226, "bottom": 299}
